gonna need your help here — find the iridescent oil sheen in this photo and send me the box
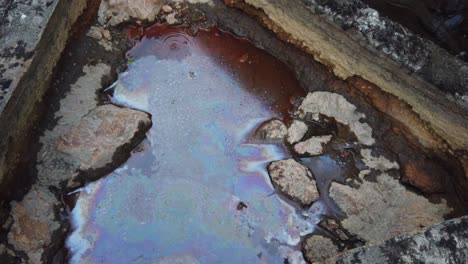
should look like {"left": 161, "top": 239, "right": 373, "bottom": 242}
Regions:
{"left": 66, "top": 25, "right": 321, "bottom": 263}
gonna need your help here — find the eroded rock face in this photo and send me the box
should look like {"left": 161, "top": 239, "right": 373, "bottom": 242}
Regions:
{"left": 268, "top": 159, "right": 319, "bottom": 207}
{"left": 294, "top": 135, "right": 332, "bottom": 156}
{"left": 298, "top": 92, "right": 375, "bottom": 146}
{"left": 57, "top": 104, "right": 152, "bottom": 171}
{"left": 98, "top": 0, "right": 165, "bottom": 26}
{"left": 303, "top": 235, "right": 339, "bottom": 263}
{"left": 403, "top": 159, "right": 447, "bottom": 193}
{"left": 252, "top": 119, "right": 287, "bottom": 143}
{"left": 331, "top": 216, "right": 468, "bottom": 263}
{"left": 330, "top": 173, "right": 452, "bottom": 243}
{"left": 287, "top": 120, "right": 308, "bottom": 144}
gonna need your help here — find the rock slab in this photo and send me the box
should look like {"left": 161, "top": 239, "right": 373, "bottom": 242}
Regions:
{"left": 331, "top": 215, "right": 468, "bottom": 263}
{"left": 330, "top": 173, "right": 451, "bottom": 243}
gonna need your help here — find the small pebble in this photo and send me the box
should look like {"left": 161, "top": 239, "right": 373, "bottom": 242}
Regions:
{"left": 87, "top": 26, "right": 103, "bottom": 40}
{"left": 239, "top": 53, "right": 249, "bottom": 63}
{"left": 101, "top": 29, "right": 112, "bottom": 40}
{"left": 162, "top": 5, "right": 173, "bottom": 13}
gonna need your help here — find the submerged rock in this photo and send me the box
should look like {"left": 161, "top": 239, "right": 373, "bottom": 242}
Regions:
{"left": 252, "top": 119, "right": 287, "bottom": 143}
{"left": 56, "top": 104, "right": 152, "bottom": 171}
{"left": 287, "top": 120, "right": 308, "bottom": 144}
{"left": 331, "top": 215, "right": 468, "bottom": 263}
{"left": 268, "top": 159, "right": 319, "bottom": 207}
{"left": 298, "top": 92, "right": 375, "bottom": 146}
{"left": 329, "top": 173, "right": 452, "bottom": 243}
{"left": 294, "top": 135, "right": 332, "bottom": 156}
{"left": 303, "top": 235, "right": 339, "bottom": 263}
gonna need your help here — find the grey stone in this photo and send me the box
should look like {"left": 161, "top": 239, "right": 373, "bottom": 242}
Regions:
{"left": 331, "top": 216, "right": 468, "bottom": 263}
{"left": 329, "top": 173, "right": 452, "bottom": 244}
{"left": 294, "top": 135, "right": 332, "bottom": 155}
{"left": 303, "top": 235, "right": 339, "bottom": 263}
{"left": 86, "top": 26, "right": 103, "bottom": 40}
{"left": 252, "top": 119, "right": 288, "bottom": 143}
{"left": 268, "top": 159, "right": 319, "bottom": 207}
{"left": 298, "top": 92, "right": 374, "bottom": 146}
{"left": 287, "top": 120, "right": 308, "bottom": 144}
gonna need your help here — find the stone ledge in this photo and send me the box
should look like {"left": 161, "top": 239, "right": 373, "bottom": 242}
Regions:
{"left": 0, "top": 0, "right": 89, "bottom": 193}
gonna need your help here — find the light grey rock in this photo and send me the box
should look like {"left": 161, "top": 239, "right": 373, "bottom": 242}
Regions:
{"left": 331, "top": 216, "right": 468, "bottom": 264}
{"left": 86, "top": 26, "right": 103, "bottom": 40}
{"left": 298, "top": 92, "right": 375, "bottom": 146}
{"left": 268, "top": 159, "right": 319, "bottom": 207}
{"left": 287, "top": 120, "right": 308, "bottom": 144}
{"left": 252, "top": 119, "right": 288, "bottom": 143}
{"left": 360, "top": 149, "right": 399, "bottom": 172}
{"left": 294, "top": 135, "right": 332, "bottom": 155}
{"left": 329, "top": 173, "right": 452, "bottom": 244}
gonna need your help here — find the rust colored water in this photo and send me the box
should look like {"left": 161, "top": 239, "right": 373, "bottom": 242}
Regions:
{"left": 66, "top": 25, "right": 319, "bottom": 263}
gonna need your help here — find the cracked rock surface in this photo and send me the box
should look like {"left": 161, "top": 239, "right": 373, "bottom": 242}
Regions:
{"left": 330, "top": 215, "right": 468, "bottom": 263}
{"left": 330, "top": 173, "right": 452, "bottom": 243}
